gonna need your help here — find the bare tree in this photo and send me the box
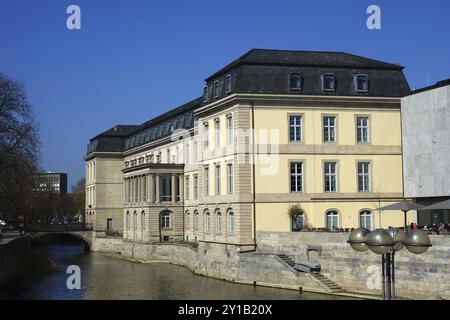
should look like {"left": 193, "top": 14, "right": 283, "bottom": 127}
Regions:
{"left": 0, "top": 73, "right": 40, "bottom": 222}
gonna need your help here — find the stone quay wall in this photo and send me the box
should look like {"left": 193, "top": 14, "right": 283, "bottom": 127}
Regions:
{"left": 257, "top": 231, "right": 450, "bottom": 299}
{"left": 92, "top": 232, "right": 450, "bottom": 299}
{"left": 0, "top": 237, "right": 31, "bottom": 289}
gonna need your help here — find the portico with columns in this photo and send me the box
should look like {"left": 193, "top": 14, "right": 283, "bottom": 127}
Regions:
{"left": 123, "top": 163, "right": 185, "bottom": 242}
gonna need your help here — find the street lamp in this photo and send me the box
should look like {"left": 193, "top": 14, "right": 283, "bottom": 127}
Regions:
{"left": 348, "top": 228, "right": 431, "bottom": 300}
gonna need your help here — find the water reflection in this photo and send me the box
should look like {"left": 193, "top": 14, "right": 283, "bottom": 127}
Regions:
{"left": 2, "top": 243, "right": 350, "bottom": 300}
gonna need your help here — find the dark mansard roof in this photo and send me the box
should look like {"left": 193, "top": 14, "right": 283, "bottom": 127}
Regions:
{"left": 87, "top": 49, "right": 411, "bottom": 155}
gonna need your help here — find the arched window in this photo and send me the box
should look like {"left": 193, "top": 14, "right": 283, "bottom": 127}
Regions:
{"left": 205, "top": 211, "right": 211, "bottom": 233}
{"left": 228, "top": 211, "right": 235, "bottom": 235}
{"left": 360, "top": 210, "right": 372, "bottom": 230}
{"left": 141, "top": 211, "right": 145, "bottom": 231}
{"left": 161, "top": 211, "right": 171, "bottom": 229}
{"left": 133, "top": 211, "right": 137, "bottom": 231}
{"left": 185, "top": 211, "right": 191, "bottom": 230}
{"left": 326, "top": 210, "right": 339, "bottom": 231}
{"left": 126, "top": 211, "right": 130, "bottom": 231}
{"left": 216, "top": 211, "right": 222, "bottom": 234}
{"left": 193, "top": 211, "right": 199, "bottom": 231}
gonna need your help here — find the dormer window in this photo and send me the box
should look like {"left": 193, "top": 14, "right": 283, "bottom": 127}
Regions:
{"left": 289, "top": 73, "right": 302, "bottom": 91}
{"left": 322, "top": 74, "right": 336, "bottom": 92}
{"left": 214, "top": 80, "right": 220, "bottom": 98}
{"left": 355, "top": 74, "right": 368, "bottom": 92}
{"left": 203, "top": 86, "right": 208, "bottom": 103}
{"left": 225, "top": 75, "right": 232, "bottom": 93}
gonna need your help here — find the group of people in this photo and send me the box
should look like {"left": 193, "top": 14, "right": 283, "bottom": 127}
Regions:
{"left": 410, "top": 222, "right": 449, "bottom": 235}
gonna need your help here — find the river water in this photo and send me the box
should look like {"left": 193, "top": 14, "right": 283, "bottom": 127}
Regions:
{"left": 1, "top": 242, "right": 349, "bottom": 300}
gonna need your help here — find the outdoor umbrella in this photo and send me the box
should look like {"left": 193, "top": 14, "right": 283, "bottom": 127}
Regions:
{"left": 421, "top": 199, "right": 450, "bottom": 210}
{"left": 376, "top": 201, "right": 426, "bottom": 228}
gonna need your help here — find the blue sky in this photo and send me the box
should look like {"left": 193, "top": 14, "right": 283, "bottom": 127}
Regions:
{"left": 0, "top": 0, "right": 449, "bottom": 190}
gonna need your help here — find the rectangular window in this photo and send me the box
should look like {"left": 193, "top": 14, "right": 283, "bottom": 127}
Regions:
{"left": 355, "top": 74, "right": 368, "bottom": 92}
{"left": 203, "top": 86, "right": 208, "bottom": 103}
{"left": 290, "top": 162, "right": 303, "bottom": 192}
{"left": 193, "top": 140, "right": 198, "bottom": 164}
{"left": 323, "top": 116, "right": 336, "bottom": 142}
{"left": 160, "top": 175, "right": 172, "bottom": 201}
{"left": 214, "top": 80, "right": 220, "bottom": 98}
{"left": 185, "top": 176, "right": 190, "bottom": 200}
{"left": 226, "top": 115, "right": 233, "bottom": 144}
{"left": 323, "top": 74, "right": 336, "bottom": 92}
{"left": 193, "top": 175, "right": 198, "bottom": 200}
{"left": 184, "top": 142, "right": 190, "bottom": 164}
{"left": 358, "top": 162, "right": 371, "bottom": 192}
{"left": 225, "top": 75, "right": 232, "bottom": 93}
{"left": 175, "top": 176, "right": 180, "bottom": 201}
{"left": 204, "top": 167, "right": 209, "bottom": 196}
{"left": 356, "top": 117, "right": 369, "bottom": 143}
{"left": 215, "top": 120, "right": 221, "bottom": 148}
{"left": 203, "top": 123, "right": 209, "bottom": 149}
{"left": 228, "top": 213, "right": 235, "bottom": 234}
{"left": 324, "top": 162, "right": 337, "bottom": 192}
{"left": 215, "top": 164, "right": 221, "bottom": 195}
{"left": 289, "top": 73, "right": 302, "bottom": 91}
{"left": 227, "top": 163, "right": 233, "bottom": 194}
{"left": 289, "top": 115, "right": 302, "bottom": 142}
{"left": 107, "top": 218, "right": 113, "bottom": 231}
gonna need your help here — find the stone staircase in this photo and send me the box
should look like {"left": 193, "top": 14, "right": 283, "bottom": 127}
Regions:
{"left": 275, "top": 254, "right": 298, "bottom": 273}
{"left": 275, "top": 254, "right": 344, "bottom": 294}
{"left": 310, "top": 271, "right": 344, "bottom": 293}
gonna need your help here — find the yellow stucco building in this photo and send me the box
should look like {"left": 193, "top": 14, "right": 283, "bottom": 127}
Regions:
{"left": 84, "top": 49, "right": 411, "bottom": 247}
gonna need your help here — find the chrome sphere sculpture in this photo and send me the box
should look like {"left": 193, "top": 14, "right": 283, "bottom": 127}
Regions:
{"left": 347, "top": 226, "right": 432, "bottom": 300}
{"left": 366, "top": 229, "right": 394, "bottom": 255}
{"left": 404, "top": 230, "right": 432, "bottom": 254}
{"left": 347, "top": 228, "right": 370, "bottom": 252}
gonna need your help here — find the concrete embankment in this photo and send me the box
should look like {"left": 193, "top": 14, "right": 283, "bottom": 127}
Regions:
{"left": 0, "top": 236, "right": 31, "bottom": 289}
{"left": 93, "top": 232, "right": 450, "bottom": 300}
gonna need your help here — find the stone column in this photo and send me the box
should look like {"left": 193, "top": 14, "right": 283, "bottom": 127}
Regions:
{"left": 155, "top": 174, "right": 160, "bottom": 203}
{"left": 148, "top": 173, "right": 153, "bottom": 203}
{"left": 171, "top": 174, "right": 177, "bottom": 204}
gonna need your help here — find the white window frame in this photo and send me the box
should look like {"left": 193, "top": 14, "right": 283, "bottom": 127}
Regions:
{"left": 215, "top": 164, "right": 221, "bottom": 195}
{"left": 324, "top": 162, "right": 337, "bottom": 192}
{"left": 322, "top": 74, "right": 336, "bottom": 92}
{"left": 358, "top": 162, "right": 371, "bottom": 192}
{"left": 360, "top": 210, "right": 372, "bottom": 230}
{"left": 215, "top": 119, "right": 221, "bottom": 148}
{"left": 326, "top": 210, "right": 340, "bottom": 230}
{"left": 355, "top": 74, "right": 369, "bottom": 93}
{"left": 290, "top": 162, "right": 303, "bottom": 192}
{"left": 323, "top": 116, "right": 336, "bottom": 143}
{"left": 226, "top": 114, "right": 233, "bottom": 144}
{"left": 228, "top": 212, "right": 235, "bottom": 235}
{"left": 289, "top": 115, "right": 302, "bottom": 142}
{"left": 356, "top": 116, "right": 369, "bottom": 143}
{"left": 225, "top": 74, "right": 232, "bottom": 93}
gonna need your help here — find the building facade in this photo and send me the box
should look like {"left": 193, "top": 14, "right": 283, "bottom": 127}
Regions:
{"left": 401, "top": 79, "right": 450, "bottom": 225}
{"left": 85, "top": 49, "right": 410, "bottom": 246}
{"left": 33, "top": 172, "right": 68, "bottom": 194}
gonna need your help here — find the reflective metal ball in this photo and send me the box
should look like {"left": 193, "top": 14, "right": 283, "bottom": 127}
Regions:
{"left": 366, "top": 229, "right": 394, "bottom": 255}
{"left": 348, "top": 228, "right": 370, "bottom": 252}
{"left": 405, "top": 230, "right": 432, "bottom": 254}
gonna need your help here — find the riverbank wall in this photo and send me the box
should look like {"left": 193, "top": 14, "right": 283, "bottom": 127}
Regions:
{"left": 0, "top": 236, "right": 31, "bottom": 289}
{"left": 92, "top": 232, "right": 450, "bottom": 299}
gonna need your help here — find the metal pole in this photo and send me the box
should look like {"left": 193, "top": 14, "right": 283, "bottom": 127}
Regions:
{"left": 386, "top": 252, "right": 392, "bottom": 300}
{"left": 391, "top": 251, "right": 396, "bottom": 300}
{"left": 382, "top": 254, "right": 386, "bottom": 300}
